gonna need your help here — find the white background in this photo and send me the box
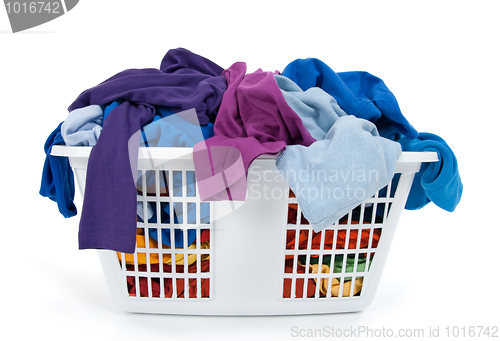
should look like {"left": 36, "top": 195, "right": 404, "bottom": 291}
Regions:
{"left": 1, "top": 1, "right": 499, "bottom": 340}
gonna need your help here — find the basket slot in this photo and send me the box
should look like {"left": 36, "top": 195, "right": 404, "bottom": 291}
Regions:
{"left": 282, "top": 188, "right": 385, "bottom": 300}
{"left": 116, "top": 167, "right": 213, "bottom": 300}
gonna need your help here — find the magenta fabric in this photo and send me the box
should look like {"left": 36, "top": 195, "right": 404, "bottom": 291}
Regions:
{"left": 193, "top": 62, "right": 316, "bottom": 201}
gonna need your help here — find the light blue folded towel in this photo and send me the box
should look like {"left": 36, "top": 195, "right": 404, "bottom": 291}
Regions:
{"left": 276, "top": 115, "right": 402, "bottom": 232}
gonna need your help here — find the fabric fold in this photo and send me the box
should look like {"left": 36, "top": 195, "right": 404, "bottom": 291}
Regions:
{"left": 281, "top": 58, "right": 418, "bottom": 139}
{"left": 61, "top": 105, "right": 103, "bottom": 146}
{"left": 39, "top": 122, "right": 77, "bottom": 218}
{"left": 397, "top": 133, "right": 463, "bottom": 211}
{"left": 66, "top": 48, "right": 227, "bottom": 253}
{"left": 277, "top": 115, "right": 402, "bottom": 232}
{"left": 193, "top": 62, "right": 316, "bottom": 201}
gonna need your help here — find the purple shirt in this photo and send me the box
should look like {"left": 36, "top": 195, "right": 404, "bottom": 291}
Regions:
{"left": 72, "top": 48, "right": 227, "bottom": 253}
{"left": 193, "top": 62, "right": 315, "bottom": 201}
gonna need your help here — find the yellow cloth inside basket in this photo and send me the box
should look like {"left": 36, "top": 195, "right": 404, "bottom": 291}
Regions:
{"left": 310, "top": 263, "right": 364, "bottom": 297}
{"left": 117, "top": 231, "right": 210, "bottom": 266}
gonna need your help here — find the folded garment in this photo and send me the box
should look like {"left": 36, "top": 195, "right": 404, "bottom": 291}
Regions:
{"left": 281, "top": 58, "right": 418, "bottom": 139}
{"left": 68, "top": 48, "right": 227, "bottom": 253}
{"left": 39, "top": 123, "right": 77, "bottom": 218}
{"left": 61, "top": 105, "right": 103, "bottom": 146}
{"left": 193, "top": 62, "right": 315, "bottom": 201}
{"left": 277, "top": 115, "right": 402, "bottom": 232}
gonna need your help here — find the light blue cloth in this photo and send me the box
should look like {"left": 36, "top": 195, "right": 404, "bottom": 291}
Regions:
{"left": 137, "top": 108, "right": 214, "bottom": 190}
{"left": 275, "top": 75, "right": 348, "bottom": 140}
{"left": 104, "top": 102, "right": 214, "bottom": 143}
{"left": 140, "top": 108, "right": 213, "bottom": 149}
{"left": 61, "top": 105, "right": 103, "bottom": 146}
{"left": 276, "top": 115, "right": 402, "bottom": 232}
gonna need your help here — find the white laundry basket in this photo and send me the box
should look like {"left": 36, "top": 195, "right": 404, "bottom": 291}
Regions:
{"left": 51, "top": 145, "right": 437, "bottom": 315}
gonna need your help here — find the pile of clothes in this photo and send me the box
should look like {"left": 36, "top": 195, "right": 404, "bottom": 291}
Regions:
{"left": 40, "top": 48, "right": 463, "bottom": 255}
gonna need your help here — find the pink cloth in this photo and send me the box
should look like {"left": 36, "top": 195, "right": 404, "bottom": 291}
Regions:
{"left": 193, "top": 62, "right": 316, "bottom": 201}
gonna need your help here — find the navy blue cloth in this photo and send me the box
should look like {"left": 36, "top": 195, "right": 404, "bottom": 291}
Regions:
{"left": 137, "top": 201, "right": 210, "bottom": 248}
{"left": 39, "top": 122, "right": 77, "bottom": 218}
{"left": 281, "top": 58, "right": 418, "bottom": 139}
{"left": 137, "top": 203, "right": 197, "bottom": 248}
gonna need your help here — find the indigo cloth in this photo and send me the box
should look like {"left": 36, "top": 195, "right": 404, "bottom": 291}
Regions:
{"left": 136, "top": 108, "right": 213, "bottom": 248}
{"left": 68, "top": 48, "right": 226, "bottom": 253}
{"left": 39, "top": 122, "right": 77, "bottom": 218}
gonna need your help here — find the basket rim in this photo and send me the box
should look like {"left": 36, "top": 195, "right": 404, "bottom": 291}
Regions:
{"left": 51, "top": 145, "right": 438, "bottom": 163}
